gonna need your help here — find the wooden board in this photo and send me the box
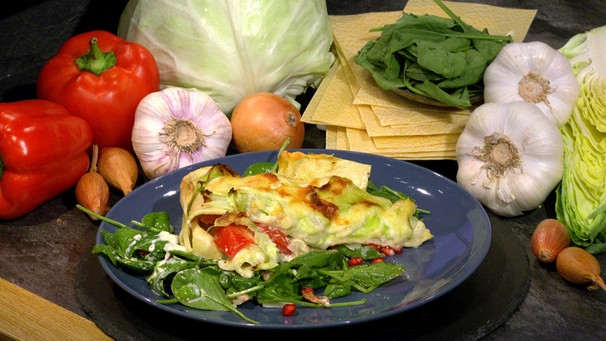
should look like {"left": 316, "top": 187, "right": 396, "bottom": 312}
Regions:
{"left": 0, "top": 277, "right": 111, "bottom": 341}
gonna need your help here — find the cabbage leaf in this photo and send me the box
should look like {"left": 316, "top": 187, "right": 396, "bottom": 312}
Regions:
{"left": 556, "top": 25, "right": 606, "bottom": 254}
{"left": 118, "top": 0, "right": 335, "bottom": 116}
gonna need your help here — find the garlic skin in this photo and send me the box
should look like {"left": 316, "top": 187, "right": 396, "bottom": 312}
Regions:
{"left": 456, "top": 101, "right": 564, "bottom": 217}
{"left": 132, "top": 87, "right": 233, "bottom": 180}
{"left": 483, "top": 41, "right": 580, "bottom": 127}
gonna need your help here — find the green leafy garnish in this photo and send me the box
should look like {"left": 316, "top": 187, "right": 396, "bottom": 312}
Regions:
{"left": 354, "top": 0, "right": 512, "bottom": 108}
{"left": 242, "top": 138, "right": 290, "bottom": 176}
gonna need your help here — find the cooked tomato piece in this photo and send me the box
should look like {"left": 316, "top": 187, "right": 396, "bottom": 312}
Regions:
{"left": 213, "top": 224, "right": 255, "bottom": 258}
{"left": 256, "top": 223, "right": 292, "bottom": 255}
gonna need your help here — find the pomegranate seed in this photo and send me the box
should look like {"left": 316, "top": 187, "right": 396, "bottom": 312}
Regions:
{"left": 348, "top": 257, "right": 364, "bottom": 266}
{"left": 381, "top": 246, "right": 395, "bottom": 257}
{"left": 282, "top": 303, "right": 296, "bottom": 316}
{"left": 300, "top": 287, "right": 314, "bottom": 295}
{"left": 371, "top": 257, "right": 385, "bottom": 264}
{"left": 369, "top": 243, "right": 381, "bottom": 252}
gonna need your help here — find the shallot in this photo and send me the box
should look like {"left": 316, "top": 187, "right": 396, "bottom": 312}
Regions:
{"left": 97, "top": 147, "right": 139, "bottom": 196}
{"left": 556, "top": 246, "right": 606, "bottom": 291}
{"left": 530, "top": 218, "right": 570, "bottom": 263}
{"left": 75, "top": 145, "right": 110, "bottom": 219}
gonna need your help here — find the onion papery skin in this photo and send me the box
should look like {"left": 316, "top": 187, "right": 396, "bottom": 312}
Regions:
{"left": 456, "top": 101, "right": 564, "bottom": 217}
{"left": 230, "top": 92, "right": 305, "bottom": 153}
{"left": 132, "top": 87, "right": 232, "bottom": 180}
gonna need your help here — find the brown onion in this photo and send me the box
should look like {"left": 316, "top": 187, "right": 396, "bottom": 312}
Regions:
{"left": 230, "top": 92, "right": 305, "bottom": 153}
{"left": 556, "top": 246, "right": 606, "bottom": 291}
{"left": 530, "top": 218, "right": 570, "bottom": 263}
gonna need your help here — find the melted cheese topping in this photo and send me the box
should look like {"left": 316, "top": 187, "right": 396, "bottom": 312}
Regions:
{"left": 177, "top": 153, "right": 433, "bottom": 277}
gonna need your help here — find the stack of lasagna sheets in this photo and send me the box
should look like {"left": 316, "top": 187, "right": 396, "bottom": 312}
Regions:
{"left": 301, "top": 0, "right": 536, "bottom": 160}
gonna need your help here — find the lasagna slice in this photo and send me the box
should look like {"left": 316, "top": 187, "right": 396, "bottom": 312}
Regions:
{"left": 178, "top": 152, "right": 432, "bottom": 277}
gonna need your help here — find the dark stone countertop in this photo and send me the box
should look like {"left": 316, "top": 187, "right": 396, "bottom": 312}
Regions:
{"left": 1, "top": 1, "right": 605, "bottom": 340}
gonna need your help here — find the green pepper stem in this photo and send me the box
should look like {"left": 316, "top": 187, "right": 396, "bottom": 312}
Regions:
{"left": 75, "top": 37, "right": 117, "bottom": 76}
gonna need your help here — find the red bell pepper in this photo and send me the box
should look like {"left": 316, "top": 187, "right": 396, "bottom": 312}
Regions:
{"left": 36, "top": 30, "right": 160, "bottom": 151}
{"left": 0, "top": 100, "right": 93, "bottom": 220}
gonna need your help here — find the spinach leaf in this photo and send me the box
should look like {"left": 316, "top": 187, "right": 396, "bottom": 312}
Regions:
{"left": 416, "top": 38, "right": 470, "bottom": 79}
{"left": 171, "top": 267, "right": 260, "bottom": 324}
{"left": 333, "top": 244, "right": 383, "bottom": 260}
{"left": 320, "top": 261, "right": 404, "bottom": 295}
{"left": 91, "top": 243, "right": 119, "bottom": 266}
{"left": 147, "top": 256, "right": 201, "bottom": 296}
{"left": 414, "top": 80, "right": 472, "bottom": 108}
{"left": 323, "top": 281, "right": 352, "bottom": 298}
{"left": 114, "top": 226, "right": 145, "bottom": 258}
{"left": 255, "top": 271, "right": 302, "bottom": 305}
{"left": 438, "top": 49, "right": 486, "bottom": 89}
{"left": 115, "top": 257, "right": 157, "bottom": 274}
{"left": 242, "top": 137, "right": 290, "bottom": 176}
{"left": 347, "top": 262, "right": 405, "bottom": 291}
{"left": 137, "top": 211, "right": 172, "bottom": 233}
{"left": 242, "top": 161, "right": 275, "bottom": 176}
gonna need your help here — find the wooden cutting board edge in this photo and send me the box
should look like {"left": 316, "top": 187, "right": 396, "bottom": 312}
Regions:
{"left": 0, "top": 277, "right": 112, "bottom": 341}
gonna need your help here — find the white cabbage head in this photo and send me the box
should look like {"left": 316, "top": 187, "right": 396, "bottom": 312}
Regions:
{"left": 118, "top": 0, "right": 335, "bottom": 116}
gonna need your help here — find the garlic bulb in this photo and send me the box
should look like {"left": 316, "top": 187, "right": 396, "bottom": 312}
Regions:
{"left": 483, "top": 41, "right": 580, "bottom": 127}
{"left": 456, "top": 101, "right": 564, "bottom": 217}
{"left": 132, "top": 87, "right": 232, "bottom": 180}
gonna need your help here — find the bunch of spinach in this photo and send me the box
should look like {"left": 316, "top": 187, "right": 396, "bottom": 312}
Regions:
{"left": 82, "top": 205, "right": 404, "bottom": 324}
{"left": 354, "top": 0, "right": 512, "bottom": 108}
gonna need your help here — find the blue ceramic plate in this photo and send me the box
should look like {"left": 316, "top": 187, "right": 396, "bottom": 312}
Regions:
{"left": 97, "top": 149, "right": 491, "bottom": 329}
